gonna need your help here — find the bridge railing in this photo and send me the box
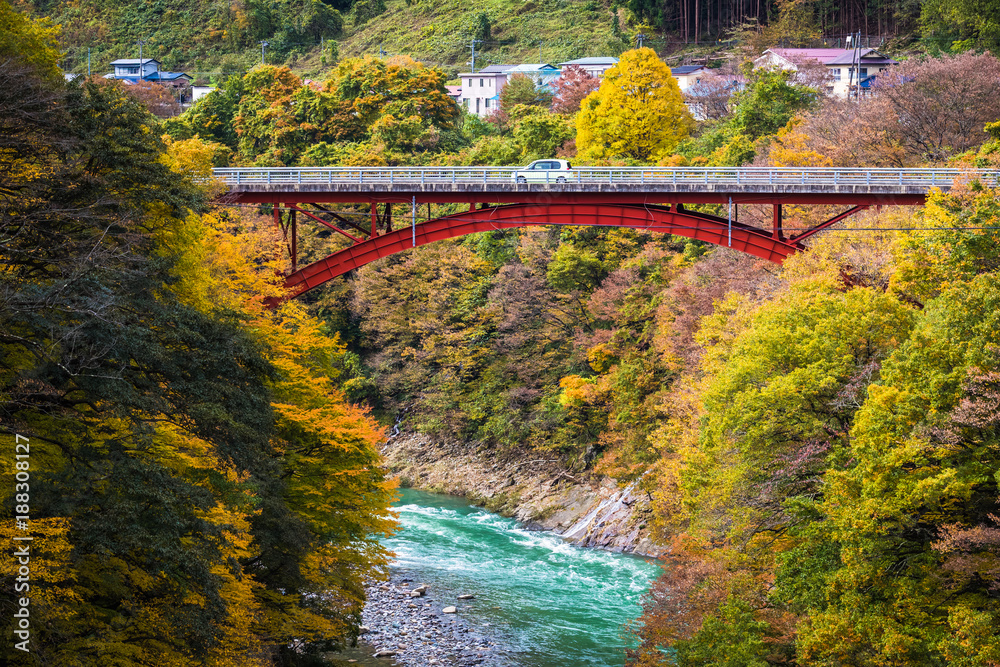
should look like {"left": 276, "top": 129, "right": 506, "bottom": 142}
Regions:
{"left": 212, "top": 166, "right": 1000, "bottom": 188}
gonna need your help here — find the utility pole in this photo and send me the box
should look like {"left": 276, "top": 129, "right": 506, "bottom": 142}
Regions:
{"left": 636, "top": 32, "right": 647, "bottom": 48}
{"left": 470, "top": 38, "right": 481, "bottom": 73}
{"left": 537, "top": 39, "right": 542, "bottom": 64}
{"left": 260, "top": 40, "right": 268, "bottom": 65}
{"left": 136, "top": 39, "right": 146, "bottom": 80}
{"left": 853, "top": 30, "right": 861, "bottom": 101}
{"left": 87, "top": 47, "right": 91, "bottom": 77}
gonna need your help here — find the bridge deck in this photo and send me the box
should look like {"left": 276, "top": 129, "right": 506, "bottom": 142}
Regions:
{"left": 216, "top": 167, "right": 998, "bottom": 205}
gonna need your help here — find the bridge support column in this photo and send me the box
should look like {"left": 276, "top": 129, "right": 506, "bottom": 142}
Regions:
{"left": 773, "top": 204, "right": 784, "bottom": 241}
{"left": 290, "top": 208, "right": 297, "bottom": 272}
{"left": 272, "top": 204, "right": 298, "bottom": 271}
{"left": 370, "top": 203, "right": 378, "bottom": 238}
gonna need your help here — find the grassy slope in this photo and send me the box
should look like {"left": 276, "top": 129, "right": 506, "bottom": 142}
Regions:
{"left": 36, "top": 0, "right": 631, "bottom": 79}
{"left": 28, "top": 0, "right": 253, "bottom": 75}
{"left": 340, "top": 0, "right": 629, "bottom": 71}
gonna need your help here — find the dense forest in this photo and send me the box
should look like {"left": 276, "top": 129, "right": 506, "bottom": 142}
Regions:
{"left": 0, "top": 4, "right": 395, "bottom": 665}
{"left": 4, "top": 0, "right": 1000, "bottom": 661}
{"left": 155, "top": 30, "right": 1000, "bottom": 665}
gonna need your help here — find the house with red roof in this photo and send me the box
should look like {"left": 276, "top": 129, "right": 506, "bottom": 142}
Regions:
{"left": 754, "top": 48, "right": 897, "bottom": 97}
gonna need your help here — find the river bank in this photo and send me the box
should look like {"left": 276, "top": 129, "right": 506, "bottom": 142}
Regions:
{"left": 346, "top": 489, "right": 658, "bottom": 666}
{"left": 360, "top": 574, "right": 506, "bottom": 666}
{"left": 380, "top": 434, "right": 666, "bottom": 557}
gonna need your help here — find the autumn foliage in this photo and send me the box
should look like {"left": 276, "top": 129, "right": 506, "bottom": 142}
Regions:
{"left": 576, "top": 48, "right": 694, "bottom": 162}
{"left": 550, "top": 64, "right": 600, "bottom": 115}
{"left": 0, "top": 11, "right": 394, "bottom": 665}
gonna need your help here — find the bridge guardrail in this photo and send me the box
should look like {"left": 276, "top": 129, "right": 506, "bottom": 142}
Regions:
{"left": 212, "top": 167, "right": 1000, "bottom": 189}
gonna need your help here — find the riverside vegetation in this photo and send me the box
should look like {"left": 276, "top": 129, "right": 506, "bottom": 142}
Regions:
{"left": 0, "top": 5, "right": 395, "bottom": 665}
{"left": 4, "top": 0, "right": 1000, "bottom": 664}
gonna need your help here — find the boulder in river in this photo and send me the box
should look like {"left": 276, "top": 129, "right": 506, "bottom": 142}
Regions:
{"left": 457, "top": 594, "right": 475, "bottom": 600}
{"left": 442, "top": 606, "right": 457, "bottom": 614}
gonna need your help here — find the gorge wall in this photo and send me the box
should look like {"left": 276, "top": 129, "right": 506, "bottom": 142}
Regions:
{"left": 381, "top": 433, "right": 665, "bottom": 558}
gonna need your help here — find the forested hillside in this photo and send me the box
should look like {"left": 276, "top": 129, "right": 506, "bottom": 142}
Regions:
{"left": 0, "top": 4, "right": 395, "bottom": 664}
{"left": 30, "top": 0, "right": 1000, "bottom": 79}
{"left": 5, "top": 0, "right": 1000, "bottom": 659}
{"left": 157, "top": 42, "right": 1000, "bottom": 665}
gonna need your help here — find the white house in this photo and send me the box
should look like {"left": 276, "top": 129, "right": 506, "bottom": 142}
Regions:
{"left": 107, "top": 58, "right": 162, "bottom": 80}
{"left": 557, "top": 57, "right": 618, "bottom": 78}
{"left": 458, "top": 64, "right": 513, "bottom": 116}
{"left": 670, "top": 65, "right": 712, "bottom": 91}
{"left": 458, "top": 62, "right": 595, "bottom": 117}
{"left": 190, "top": 86, "right": 216, "bottom": 103}
{"left": 754, "top": 48, "right": 897, "bottom": 97}
{"left": 505, "top": 63, "right": 562, "bottom": 88}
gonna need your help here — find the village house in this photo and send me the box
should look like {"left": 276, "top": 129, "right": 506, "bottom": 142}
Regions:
{"left": 458, "top": 59, "right": 617, "bottom": 117}
{"left": 671, "top": 65, "right": 712, "bottom": 91}
{"left": 754, "top": 48, "right": 897, "bottom": 97}
{"left": 105, "top": 58, "right": 193, "bottom": 100}
{"left": 457, "top": 64, "right": 512, "bottom": 116}
{"left": 557, "top": 56, "right": 618, "bottom": 78}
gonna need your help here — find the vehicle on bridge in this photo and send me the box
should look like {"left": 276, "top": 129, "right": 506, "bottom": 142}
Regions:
{"left": 512, "top": 159, "right": 572, "bottom": 184}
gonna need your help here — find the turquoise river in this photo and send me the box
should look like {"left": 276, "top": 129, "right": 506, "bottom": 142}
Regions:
{"left": 361, "top": 488, "right": 661, "bottom": 666}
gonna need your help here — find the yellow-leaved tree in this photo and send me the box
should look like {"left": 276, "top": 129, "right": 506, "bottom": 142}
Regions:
{"left": 576, "top": 48, "right": 694, "bottom": 163}
{"left": 153, "top": 135, "right": 398, "bottom": 652}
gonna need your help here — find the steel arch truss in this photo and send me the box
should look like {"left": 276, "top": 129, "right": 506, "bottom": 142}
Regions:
{"left": 272, "top": 201, "right": 869, "bottom": 302}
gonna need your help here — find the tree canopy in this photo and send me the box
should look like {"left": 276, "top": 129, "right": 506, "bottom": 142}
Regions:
{"left": 0, "top": 9, "right": 395, "bottom": 664}
{"left": 576, "top": 48, "right": 694, "bottom": 163}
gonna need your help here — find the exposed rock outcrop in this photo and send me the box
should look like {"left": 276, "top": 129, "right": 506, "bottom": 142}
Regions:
{"left": 381, "top": 434, "right": 665, "bottom": 557}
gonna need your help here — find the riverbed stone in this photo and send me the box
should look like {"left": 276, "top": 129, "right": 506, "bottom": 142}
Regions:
{"left": 355, "top": 574, "right": 504, "bottom": 667}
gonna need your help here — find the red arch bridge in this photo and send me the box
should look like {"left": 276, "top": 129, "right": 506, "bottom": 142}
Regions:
{"left": 214, "top": 166, "right": 999, "bottom": 301}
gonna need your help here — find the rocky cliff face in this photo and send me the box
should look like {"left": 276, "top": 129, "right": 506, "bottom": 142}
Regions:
{"left": 380, "top": 434, "right": 665, "bottom": 557}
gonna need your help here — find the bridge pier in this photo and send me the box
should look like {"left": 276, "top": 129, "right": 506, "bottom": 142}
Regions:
{"left": 272, "top": 203, "right": 299, "bottom": 272}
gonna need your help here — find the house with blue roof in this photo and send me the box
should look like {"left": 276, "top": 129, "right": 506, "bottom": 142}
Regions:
{"left": 105, "top": 58, "right": 193, "bottom": 100}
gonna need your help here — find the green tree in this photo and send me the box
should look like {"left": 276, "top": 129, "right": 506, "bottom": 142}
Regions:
{"left": 164, "top": 76, "right": 245, "bottom": 149}
{"left": 922, "top": 0, "right": 1000, "bottom": 51}
{"left": 547, "top": 244, "right": 606, "bottom": 292}
{"left": 729, "top": 67, "right": 817, "bottom": 142}
{"left": 0, "top": 1, "right": 61, "bottom": 82}
{"left": 512, "top": 105, "right": 572, "bottom": 159}
{"left": 500, "top": 72, "right": 553, "bottom": 110}
{"left": 0, "top": 15, "right": 395, "bottom": 663}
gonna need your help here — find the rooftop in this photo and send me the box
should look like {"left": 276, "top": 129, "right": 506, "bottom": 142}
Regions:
{"left": 506, "top": 63, "right": 560, "bottom": 72}
{"left": 765, "top": 48, "right": 897, "bottom": 66}
{"left": 671, "top": 65, "right": 711, "bottom": 75}
{"left": 110, "top": 58, "right": 161, "bottom": 66}
{"left": 825, "top": 49, "right": 897, "bottom": 65}
{"left": 558, "top": 57, "right": 619, "bottom": 66}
